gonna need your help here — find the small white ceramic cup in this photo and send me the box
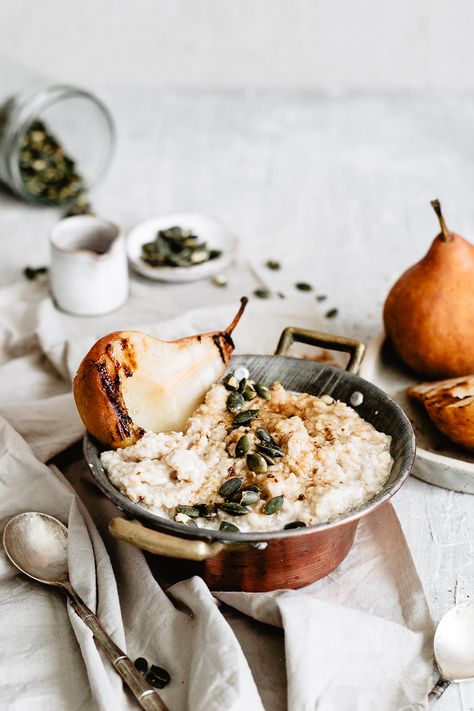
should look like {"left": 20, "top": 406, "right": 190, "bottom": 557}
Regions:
{"left": 50, "top": 215, "right": 129, "bottom": 316}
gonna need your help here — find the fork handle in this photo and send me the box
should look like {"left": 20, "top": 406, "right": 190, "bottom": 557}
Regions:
{"left": 63, "top": 582, "right": 168, "bottom": 711}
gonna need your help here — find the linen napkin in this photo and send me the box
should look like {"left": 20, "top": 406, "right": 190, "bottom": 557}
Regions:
{"left": 0, "top": 281, "right": 436, "bottom": 710}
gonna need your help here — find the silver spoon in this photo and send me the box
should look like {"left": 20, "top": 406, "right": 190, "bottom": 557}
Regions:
{"left": 3, "top": 511, "right": 168, "bottom": 711}
{"left": 429, "top": 600, "right": 474, "bottom": 701}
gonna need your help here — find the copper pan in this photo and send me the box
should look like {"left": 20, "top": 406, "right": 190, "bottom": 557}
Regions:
{"left": 84, "top": 327, "right": 415, "bottom": 592}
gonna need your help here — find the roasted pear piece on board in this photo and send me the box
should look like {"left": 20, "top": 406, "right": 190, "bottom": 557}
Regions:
{"left": 384, "top": 200, "right": 474, "bottom": 377}
{"left": 408, "top": 376, "right": 474, "bottom": 450}
{"left": 74, "top": 297, "right": 248, "bottom": 448}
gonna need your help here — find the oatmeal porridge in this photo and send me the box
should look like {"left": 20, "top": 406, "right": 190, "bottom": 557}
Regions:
{"left": 100, "top": 375, "right": 392, "bottom": 532}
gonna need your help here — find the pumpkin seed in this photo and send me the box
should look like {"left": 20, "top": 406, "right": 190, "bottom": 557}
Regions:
{"left": 195, "top": 503, "right": 218, "bottom": 519}
{"left": 218, "top": 502, "right": 250, "bottom": 515}
{"left": 316, "top": 294, "right": 327, "bottom": 302}
{"left": 259, "top": 452, "right": 276, "bottom": 465}
{"left": 233, "top": 409, "right": 259, "bottom": 425}
{"left": 254, "top": 288, "right": 271, "bottom": 299}
{"left": 283, "top": 521, "right": 307, "bottom": 529}
{"left": 227, "top": 391, "right": 245, "bottom": 413}
{"left": 266, "top": 259, "right": 281, "bottom": 270}
{"left": 134, "top": 657, "right": 148, "bottom": 674}
{"left": 240, "top": 490, "right": 260, "bottom": 506}
{"left": 235, "top": 435, "right": 250, "bottom": 457}
{"left": 174, "top": 512, "right": 198, "bottom": 526}
{"left": 243, "top": 385, "right": 257, "bottom": 401}
{"left": 325, "top": 308, "right": 339, "bottom": 319}
{"left": 149, "top": 665, "right": 171, "bottom": 688}
{"left": 218, "top": 477, "right": 243, "bottom": 498}
{"left": 256, "top": 442, "right": 285, "bottom": 458}
{"left": 238, "top": 377, "right": 248, "bottom": 394}
{"left": 175, "top": 505, "right": 200, "bottom": 518}
{"left": 263, "top": 495, "right": 284, "bottom": 515}
{"left": 223, "top": 374, "right": 239, "bottom": 391}
{"left": 242, "top": 484, "right": 261, "bottom": 494}
{"left": 256, "top": 427, "right": 273, "bottom": 444}
{"left": 295, "top": 282, "right": 313, "bottom": 292}
{"left": 219, "top": 521, "right": 240, "bottom": 532}
{"left": 247, "top": 452, "right": 268, "bottom": 474}
{"left": 212, "top": 274, "right": 228, "bottom": 288}
{"left": 254, "top": 383, "right": 271, "bottom": 400}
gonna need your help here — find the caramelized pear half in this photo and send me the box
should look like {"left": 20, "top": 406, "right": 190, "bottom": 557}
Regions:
{"left": 74, "top": 298, "right": 248, "bottom": 448}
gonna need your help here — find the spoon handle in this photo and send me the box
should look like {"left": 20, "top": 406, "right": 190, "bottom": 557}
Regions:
{"left": 428, "top": 678, "right": 451, "bottom": 702}
{"left": 64, "top": 583, "right": 169, "bottom": 711}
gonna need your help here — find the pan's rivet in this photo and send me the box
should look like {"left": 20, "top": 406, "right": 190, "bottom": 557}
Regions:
{"left": 250, "top": 541, "right": 268, "bottom": 550}
{"left": 350, "top": 391, "right": 364, "bottom": 407}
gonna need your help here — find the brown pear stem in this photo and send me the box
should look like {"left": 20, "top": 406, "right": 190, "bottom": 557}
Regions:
{"left": 226, "top": 297, "right": 248, "bottom": 334}
{"left": 431, "top": 199, "right": 451, "bottom": 242}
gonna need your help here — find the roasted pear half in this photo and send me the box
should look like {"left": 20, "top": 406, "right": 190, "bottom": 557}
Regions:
{"left": 408, "top": 376, "right": 474, "bottom": 450}
{"left": 74, "top": 297, "right": 248, "bottom": 448}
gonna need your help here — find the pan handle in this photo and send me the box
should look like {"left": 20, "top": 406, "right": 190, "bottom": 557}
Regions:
{"left": 109, "top": 517, "right": 226, "bottom": 561}
{"left": 275, "top": 327, "right": 366, "bottom": 374}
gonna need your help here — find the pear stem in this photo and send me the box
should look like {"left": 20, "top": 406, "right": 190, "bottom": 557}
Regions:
{"left": 431, "top": 199, "right": 451, "bottom": 242}
{"left": 226, "top": 297, "right": 248, "bottom": 334}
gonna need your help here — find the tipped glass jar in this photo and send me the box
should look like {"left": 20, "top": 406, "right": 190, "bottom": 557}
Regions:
{"left": 0, "top": 84, "right": 114, "bottom": 211}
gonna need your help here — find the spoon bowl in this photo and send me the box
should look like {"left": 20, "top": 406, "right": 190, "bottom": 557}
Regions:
{"left": 434, "top": 601, "right": 474, "bottom": 682}
{"left": 2, "top": 511, "right": 168, "bottom": 711}
{"left": 3, "top": 512, "right": 69, "bottom": 585}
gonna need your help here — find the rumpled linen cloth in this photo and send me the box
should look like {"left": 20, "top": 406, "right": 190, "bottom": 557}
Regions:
{"left": 0, "top": 280, "right": 435, "bottom": 711}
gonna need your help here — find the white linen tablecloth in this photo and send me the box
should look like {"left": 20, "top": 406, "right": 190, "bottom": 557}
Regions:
{"left": 0, "top": 278, "right": 436, "bottom": 711}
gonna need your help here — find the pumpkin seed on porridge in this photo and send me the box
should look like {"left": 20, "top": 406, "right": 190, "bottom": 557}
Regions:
{"left": 100, "top": 375, "right": 393, "bottom": 532}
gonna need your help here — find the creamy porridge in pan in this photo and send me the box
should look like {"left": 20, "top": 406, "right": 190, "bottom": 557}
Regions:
{"left": 100, "top": 377, "right": 393, "bottom": 532}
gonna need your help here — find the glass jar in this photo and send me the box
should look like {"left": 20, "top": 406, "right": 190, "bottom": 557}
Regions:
{"left": 0, "top": 83, "right": 115, "bottom": 206}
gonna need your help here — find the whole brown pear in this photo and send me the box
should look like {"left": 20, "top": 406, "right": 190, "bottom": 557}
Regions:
{"left": 383, "top": 200, "right": 474, "bottom": 378}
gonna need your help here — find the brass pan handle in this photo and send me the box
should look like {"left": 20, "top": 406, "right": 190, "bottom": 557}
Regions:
{"left": 275, "top": 327, "right": 366, "bottom": 374}
{"left": 109, "top": 518, "right": 225, "bottom": 561}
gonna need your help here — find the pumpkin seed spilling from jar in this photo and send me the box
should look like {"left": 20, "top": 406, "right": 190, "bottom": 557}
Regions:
{"left": 18, "top": 119, "right": 91, "bottom": 210}
{"left": 141, "top": 225, "right": 221, "bottom": 268}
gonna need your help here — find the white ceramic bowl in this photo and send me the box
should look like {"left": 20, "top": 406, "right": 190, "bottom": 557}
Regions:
{"left": 127, "top": 213, "right": 238, "bottom": 282}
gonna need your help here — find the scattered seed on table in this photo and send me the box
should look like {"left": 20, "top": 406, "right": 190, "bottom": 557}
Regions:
{"left": 295, "top": 282, "right": 313, "bottom": 292}
{"left": 213, "top": 274, "right": 228, "bottom": 287}
{"left": 325, "top": 308, "right": 339, "bottom": 319}
{"left": 254, "top": 288, "right": 271, "bottom": 299}
{"left": 316, "top": 294, "right": 327, "bottom": 302}
{"left": 265, "top": 259, "right": 281, "bottom": 270}
{"left": 150, "top": 665, "right": 171, "bottom": 687}
{"left": 277, "top": 292, "right": 286, "bottom": 299}
{"left": 134, "top": 657, "right": 148, "bottom": 674}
